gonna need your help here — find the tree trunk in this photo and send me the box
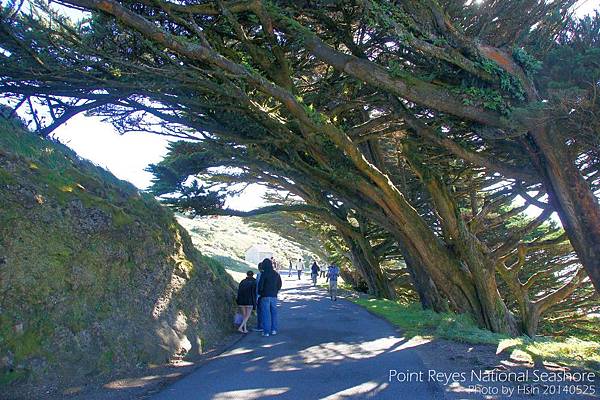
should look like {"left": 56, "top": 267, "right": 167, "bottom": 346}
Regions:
{"left": 397, "top": 144, "right": 519, "bottom": 334}
{"left": 469, "top": 261, "right": 520, "bottom": 335}
{"left": 397, "top": 243, "right": 449, "bottom": 312}
{"left": 343, "top": 234, "right": 396, "bottom": 300}
{"left": 339, "top": 265, "right": 366, "bottom": 291}
{"left": 529, "top": 128, "right": 600, "bottom": 294}
{"left": 522, "top": 304, "right": 541, "bottom": 337}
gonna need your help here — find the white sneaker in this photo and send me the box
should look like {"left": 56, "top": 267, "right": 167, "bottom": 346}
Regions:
{"left": 271, "top": 330, "right": 277, "bottom": 335}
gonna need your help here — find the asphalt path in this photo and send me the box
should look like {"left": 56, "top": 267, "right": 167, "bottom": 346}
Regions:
{"left": 150, "top": 275, "right": 446, "bottom": 400}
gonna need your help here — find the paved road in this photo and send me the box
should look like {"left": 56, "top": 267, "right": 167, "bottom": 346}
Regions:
{"left": 150, "top": 276, "right": 445, "bottom": 400}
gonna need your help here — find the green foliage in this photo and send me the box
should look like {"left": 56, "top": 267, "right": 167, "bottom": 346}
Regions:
{"left": 97, "top": 349, "right": 115, "bottom": 372}
{"left": 354, "top": 298, "right": 600, "bottom": 371}
{"left": 431, "top": 37, "right": 448, "bottom": 47}
{"left": 354, "top": 298, "right": 507, "bottom": 343}
{"left": 540, "top": 46, "right": 600, "bottom": 92}
{"left": 240, "top": 55, "right": 265, "bottom": 77}
{"left": 300, "top": 101, "right": 329, "bottom": 126}
{"left": 201, "top": 254, "right": 237, "bottom": 281}
{"left": 387, "top": 60, "right": 408, "bottom": 79}
{"left": 499, "top": 73, "right": 526, "bottom": 102}
{"left": 512, "top": 47, "right": 542, "bottom": 76}
{"left": 452, "top": 85, "right": 509, "bottom": 113}
{"left": 477, "top": 58, "right": 526, "bottom": 102}
{"left": 479, "top": 57, "right": 500, "bottom": 75}
{"left": 264, "top": 1, "right": 311, "bottom": 44}
{"left": 539, "top": 316, "right": 600, "bottom": 343}
{"left": 0, "top": 370, "right": 28, "bottom": 386}
{"left": 364, "top": 0, "right": 395, "bottom": 29}
{"left": 537, "top": 12, "right": 600, "bottom": 93}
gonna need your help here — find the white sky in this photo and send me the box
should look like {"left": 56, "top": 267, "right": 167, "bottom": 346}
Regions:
{"left": 54, "top": 114, "right": 168, "bottom": 189}
{"left": 52, "top": 115, "right": 268, "bottom": 210}
{"left": 12, "top": 0, "right": 600, "bottom": 212}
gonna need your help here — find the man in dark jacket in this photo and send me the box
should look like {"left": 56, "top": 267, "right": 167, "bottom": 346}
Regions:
{"left": 257, "top": 258, "right": 282, "bottom": 337}
{"left": 310, "top": 261, "right": 320, "bottom": 286}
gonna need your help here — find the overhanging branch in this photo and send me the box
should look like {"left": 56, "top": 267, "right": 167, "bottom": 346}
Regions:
{"left": 199, "top": 204, "right": 327, "bottom": 218}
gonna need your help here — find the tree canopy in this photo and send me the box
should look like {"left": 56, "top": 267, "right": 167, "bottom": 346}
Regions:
{"left": 1, "top": 0, "right": 598, "bottom": 336}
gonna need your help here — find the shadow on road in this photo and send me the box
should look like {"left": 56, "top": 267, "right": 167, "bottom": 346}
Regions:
{"left": 149, "top": 277, "right": 444, "bottom": 400}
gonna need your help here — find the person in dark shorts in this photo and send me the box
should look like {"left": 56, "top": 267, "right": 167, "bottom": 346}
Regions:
{"left": 236, "top": 271, "right": 257, "bottom": 333}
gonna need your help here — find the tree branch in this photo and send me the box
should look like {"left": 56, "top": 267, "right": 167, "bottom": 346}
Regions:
{"left": 197, "top": 203, "right": 327, "bottom": 218}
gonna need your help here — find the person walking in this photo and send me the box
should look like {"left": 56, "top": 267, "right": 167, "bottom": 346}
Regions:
{"left": 236, "top": 271, "right": 257, "bottom": 333}
{"left": 319, "top": 264, "right": 326, "bottom": 279}
{"left": 310, "top": 260, "right": 320, "bottom": 287}
{"left": 327, "top": 263, "right": 340, "bottom": 301}
{"left": 271, "top": 257, "right": 278, "bottom": 272}
{"left": 252, "top": 262, "right": 265, "bottom": 332}
{"left": 288, "top": 259, "right": 293, "bottom": 277}
{"left": 258, "top": 258, "right": 282, "bottom": 337}
{"left": 296, "top": 258, "right": 303, "bottom": 280}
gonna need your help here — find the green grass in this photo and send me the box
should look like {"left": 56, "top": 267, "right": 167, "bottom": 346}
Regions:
{"left": 210, "top": 255, "right": 256, "bottom": 274}
{"left": 0, "top": 119, "right": 239, "bottom": 385}
{"left": 201, "top": 255, "right": 233, "bottom": 282}
{"left": 0, "top": 369, "right": 28, "bottom": 386}
{"left": 353, "top": 298, "right": 600, "bottom": 372}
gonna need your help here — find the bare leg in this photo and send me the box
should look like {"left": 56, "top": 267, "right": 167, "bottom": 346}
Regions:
{"left": 237, "top": 306, "right": 245, "bottom": 332}
{"left": 241, "top": 306, "right": 252, "bottom": 332}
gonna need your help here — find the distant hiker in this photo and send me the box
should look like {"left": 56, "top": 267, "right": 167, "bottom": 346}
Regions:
{"left": 288, "top": 259, "right": 293, "bottom": 277}
{"left": 271, "top": 257, "right": 278, "bottom": 272}
{"left": 252, "top": 262, "right": 265, "bottom": 332}
{"left": 319, "top": 264, "right": 326, "bottom": 279}
{"left": 326, "top": 263, "right": 340, "bottom": 301}
{"left": 310, "top": 261, "right": 320, "bottom": 286}
{"left": 258, "top": 258, "right": 282, "bottom": 337}
{"left": 236, "top": 271, "right": 257, "bottom": 333}
{"left": 296, "top": 258, "right": 303, "bottom": 280}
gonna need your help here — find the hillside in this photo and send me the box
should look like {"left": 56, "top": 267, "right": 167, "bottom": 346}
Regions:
{"left": 0, "top": 119, "right": 236, "bottom": 397}
{"left": 177, "top": 215, "right": 321, "bottom": 281}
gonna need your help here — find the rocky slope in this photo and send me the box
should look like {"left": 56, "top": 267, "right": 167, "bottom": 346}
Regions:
{"left": 0, "top": 119, "right": 236, "bottom": 394}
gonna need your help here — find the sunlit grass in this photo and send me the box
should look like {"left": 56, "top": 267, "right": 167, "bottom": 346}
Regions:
{"left": 353, "top": 298, "right": 599, "bottom": 371}
{"left": 511, "top": 337, "right": 600, "bottom": 370}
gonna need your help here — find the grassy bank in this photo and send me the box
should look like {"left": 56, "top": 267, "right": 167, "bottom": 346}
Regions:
{"left": 353, "top": 298, "right": 600, "bottom": 372}
{"left": 0, "top": 119, "right": 236, "bottom": 390}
